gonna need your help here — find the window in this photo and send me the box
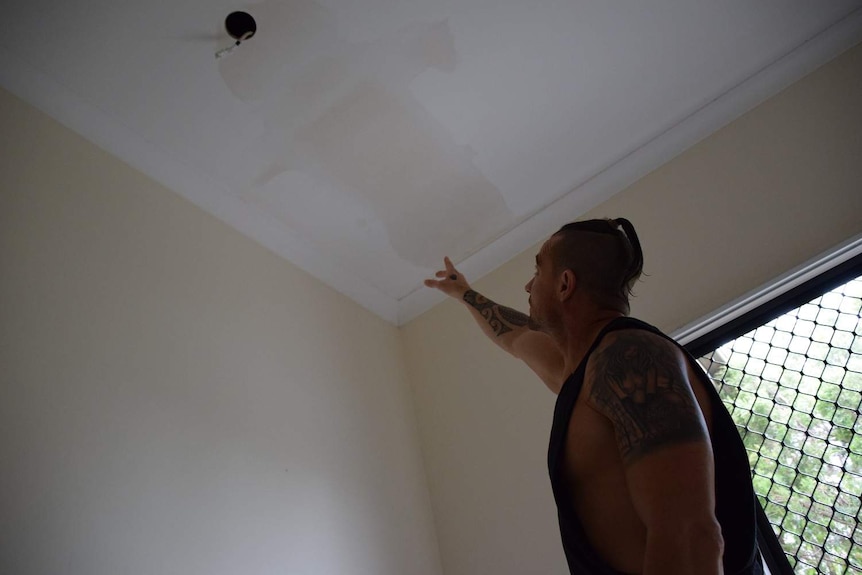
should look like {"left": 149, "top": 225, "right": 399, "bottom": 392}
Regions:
{"left": 677, "top": 237, "right": 862, "bottom": 575}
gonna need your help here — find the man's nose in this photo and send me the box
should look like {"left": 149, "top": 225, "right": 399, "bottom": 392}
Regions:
{"left": 525, "top": 278, "right": 533, "bottom": 293}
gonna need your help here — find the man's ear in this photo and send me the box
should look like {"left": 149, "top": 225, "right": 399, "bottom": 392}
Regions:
{"left": 558, "top": 269, "right": 576, "bottom": 301}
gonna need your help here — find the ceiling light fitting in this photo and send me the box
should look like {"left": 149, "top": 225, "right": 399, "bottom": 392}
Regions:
{"left": 215, "top": 11, "right": 257, "bottom": 60}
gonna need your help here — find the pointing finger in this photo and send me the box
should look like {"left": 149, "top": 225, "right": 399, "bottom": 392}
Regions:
{"left": 444, "top": 256, "right": 456, "bottom": 274}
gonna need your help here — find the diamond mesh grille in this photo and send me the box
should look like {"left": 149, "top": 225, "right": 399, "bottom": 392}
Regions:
{"left": 699, "top": 276, "right": 862, "bottom": 574}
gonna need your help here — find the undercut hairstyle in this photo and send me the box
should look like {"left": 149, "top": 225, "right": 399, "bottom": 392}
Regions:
{"left": 550, "top": 218, "right": 644, "bottom": 314}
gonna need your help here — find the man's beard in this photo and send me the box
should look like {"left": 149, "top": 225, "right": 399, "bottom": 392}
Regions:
{"left": 528, "top": 307, "right": 562, "bottom": 334}
{"left": 526, "top": 312, "right": 545, "bottom": 332}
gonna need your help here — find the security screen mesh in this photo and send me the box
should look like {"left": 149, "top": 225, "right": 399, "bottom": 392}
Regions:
{"left": 699, "top": 276, "right": 862, "bottom": 574}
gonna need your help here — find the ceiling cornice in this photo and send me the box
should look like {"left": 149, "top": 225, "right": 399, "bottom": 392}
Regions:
{"left": 397, "top": 7, "right": 862, "bottom": 326}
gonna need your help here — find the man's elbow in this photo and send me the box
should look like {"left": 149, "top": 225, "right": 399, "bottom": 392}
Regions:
{"left": 645, "top": 517, "right": 725, "bottom": 574}
{"left": 680, "top": 517, "right": 724, "bottom": 573}
{"left": 690, "top": 517, "right": 725, "bottom": 559}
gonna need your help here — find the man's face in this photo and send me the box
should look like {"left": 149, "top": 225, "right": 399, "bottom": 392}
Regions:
{"left": 525, "top": 238, "right": 557, "bottom": 330}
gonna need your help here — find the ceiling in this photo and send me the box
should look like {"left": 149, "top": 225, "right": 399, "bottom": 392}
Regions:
{"left": 2, "top": 1, "right": 861, "bottom": 324}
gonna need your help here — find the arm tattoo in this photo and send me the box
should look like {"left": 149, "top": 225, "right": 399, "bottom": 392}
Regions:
{"left": 463, "top": 290, "right": 529, "bottom": 337}
{"left": 588, "top": 331, "right": 706, "bottom": 464}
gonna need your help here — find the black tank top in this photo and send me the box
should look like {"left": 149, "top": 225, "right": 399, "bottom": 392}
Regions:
{"left": 547, "top": 317, "right": 763, "bottom": 574}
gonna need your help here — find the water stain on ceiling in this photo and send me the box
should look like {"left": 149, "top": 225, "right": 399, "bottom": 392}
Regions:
{"left": 223, "top": 1, "right": 512, "bottom": 279}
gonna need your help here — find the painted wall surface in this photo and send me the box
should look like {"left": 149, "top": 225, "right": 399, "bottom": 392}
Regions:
{"left": 403, "top": 42, "right": 862, "bottom": 575}
{"left": 0, "top": 88, "right": 441, "bottom": 575}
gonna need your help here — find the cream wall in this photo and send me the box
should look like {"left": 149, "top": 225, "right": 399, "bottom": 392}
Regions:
{"left": 0, "top": 88, "right": 442, "bottom": 575}
{"left": 403, "top": 43, "right": 862, "bottom": 575}
{"left": 2, "top": 39, "right": 861, "bottom": 575}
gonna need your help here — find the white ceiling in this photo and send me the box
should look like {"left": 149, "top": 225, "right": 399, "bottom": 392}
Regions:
{"left": 2, "top": 1, "right": 861, "bottom": 324}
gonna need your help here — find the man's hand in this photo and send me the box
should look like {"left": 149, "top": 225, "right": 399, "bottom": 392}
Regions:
{"left": 424, "top": 256, "right": 470, "bottom": 299}
{"left": 423, "top": 256, "right": 565, "bottom": 393}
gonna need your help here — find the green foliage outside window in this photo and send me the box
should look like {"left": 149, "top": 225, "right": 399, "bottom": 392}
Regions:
{"left": 700, "top": 278, "right": 862, "bottom": 574}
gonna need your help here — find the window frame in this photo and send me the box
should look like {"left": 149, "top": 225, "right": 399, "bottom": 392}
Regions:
{"left": 671, "top": 232, "right": 862, "bottom": 575}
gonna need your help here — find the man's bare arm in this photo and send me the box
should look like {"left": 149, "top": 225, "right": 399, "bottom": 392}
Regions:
{"left": 425, "top": 257, "right": 565, "bottom": 392}
{"left": 585, "top": 330, "right": 724, "bottom": 574}
{"left": 462, "top": 289, "right": 529, "bottom": 338}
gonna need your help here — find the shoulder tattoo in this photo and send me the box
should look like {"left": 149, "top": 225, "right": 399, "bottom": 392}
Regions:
{"left": 587, "top": 331, "right": 706, "bottom": 464}
{"left": 463, "top": 290, "right": 529, "bottom": 337}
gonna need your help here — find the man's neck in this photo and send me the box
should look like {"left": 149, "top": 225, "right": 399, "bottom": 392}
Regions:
{"left": 554, "top": 308, "right": 627, "bottom": 376}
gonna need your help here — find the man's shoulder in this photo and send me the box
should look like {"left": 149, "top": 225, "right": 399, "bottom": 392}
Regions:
{"left": 582, "top": 325, "right": 690, "bottom": 397}
{"left": 591, "top": 319, "right": 674, "bottom": 353}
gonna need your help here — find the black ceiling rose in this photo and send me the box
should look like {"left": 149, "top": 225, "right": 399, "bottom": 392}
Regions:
{"left": 225, "top": 11, "right": 256, "bottom": 42}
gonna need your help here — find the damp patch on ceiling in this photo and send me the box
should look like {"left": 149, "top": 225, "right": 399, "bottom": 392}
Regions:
{"left": 221, "top": 1, "right": 513, "bottom": 286}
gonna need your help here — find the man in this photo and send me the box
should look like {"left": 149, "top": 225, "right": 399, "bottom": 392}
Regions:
{"left": 424, "top": 218, "right": 763, "bottom": 575}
